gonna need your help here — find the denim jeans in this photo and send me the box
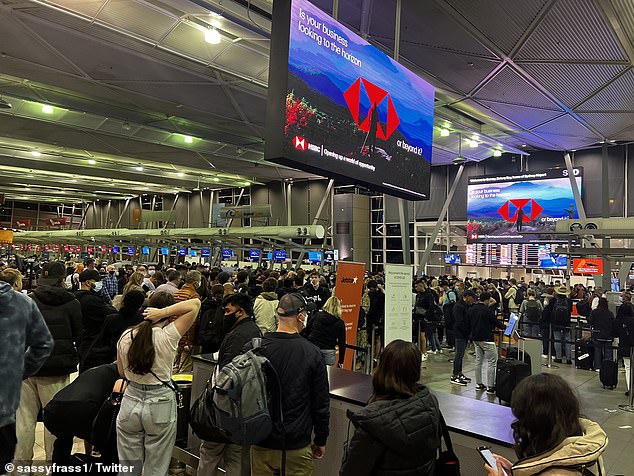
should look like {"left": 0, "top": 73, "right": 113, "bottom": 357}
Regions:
{"left": 321, "top": 349, "right": 337, "bottom": 366}
{"left": 593, "top": 340, "right": 613, "bottom": 370}
{"left": 522, "top": 322, "right": 540, "bottom": 339}
{"left": 426, "top": 327, "right": 441, "bottom": 352}
{"left": 474, "top": 341, "right": 498, "bottom": 388}
{"left": 553, "top": 327, "right": 571, "bottom": 361}
{"left": 453, "top": 338, "right": 467, "bottom": 376}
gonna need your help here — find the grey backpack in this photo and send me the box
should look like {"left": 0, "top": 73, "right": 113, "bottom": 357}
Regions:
{"left": 213, "top": 338, "right": 282, "bottom": 445}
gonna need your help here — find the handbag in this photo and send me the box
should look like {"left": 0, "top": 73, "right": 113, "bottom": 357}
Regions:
{"left": 91, "top": 379, "right": 127, "bottom": 451}
{"left": 189, "top": 368, "right": 229, "bottom": 442}
{"left": 435, "top": 413, "right": 460, "bottom": 475}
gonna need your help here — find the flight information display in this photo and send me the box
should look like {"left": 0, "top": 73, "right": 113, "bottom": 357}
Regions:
{"left": 466, "top": 243, "right": 564, "bottom": 268}
{"left": 266, "top": 0, "right": 434, "bottom": 200}
{"left": 467, "top": 168, "right": 583, "bottom": 244}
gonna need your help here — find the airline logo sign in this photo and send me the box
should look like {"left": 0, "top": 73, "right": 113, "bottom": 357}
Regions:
{"left": 498, "top": 199, "right": 544, "bottom": 222}
{"left": 14, "top": 220, "right": 31, "bottom": 228}
{"left": 573, "top": 258, "right": 604, "bottom": 275}
{"left": 47, "top": 217, "right": 68, "bottom": 227}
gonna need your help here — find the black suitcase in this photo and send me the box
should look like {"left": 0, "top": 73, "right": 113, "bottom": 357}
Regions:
{"left": 575, "top": 338, "right": 594, "bottom": 370}
{"left": 599, "top": 340, "right": 618, "bottom": 389}
{"left": 507, "top": 348, "right": 532, "bottom": 372}
{"left": 496, "top": 358, "right": 531, "bottom": 404}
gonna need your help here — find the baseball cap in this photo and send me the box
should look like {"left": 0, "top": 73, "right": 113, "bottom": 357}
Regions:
{"left": 463, "top": 290, "right": 476, "bottom": 298}
{"left": 277, "top": 293, "right": 313, "bottom": 317}
{"left": 79, "top": 269, "right": 102, "bottom": 282}
{"left": 39, "top": 261, "right": 67, "bottom": 284}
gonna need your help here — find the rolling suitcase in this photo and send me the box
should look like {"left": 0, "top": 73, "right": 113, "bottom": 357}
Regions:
{"left": 599, "top": 340, "right": 618, "bottom": 389}
{"left": 575, "top": 338, "right": 594, "bottom": 370}
{"left": 496, "top": 358, "right": 531, "bottom": 404}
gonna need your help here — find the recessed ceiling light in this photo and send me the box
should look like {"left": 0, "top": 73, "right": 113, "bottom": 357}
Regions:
{"left": 31, "top": 151, "right": 41, "bottom": 157}
{"left": 213, "top": 177, "right": 220, "bottom": 182}
{"left": 69, "top": 179, "right": 77, "bottom": 183}
{"left": 59, "top": 190, "right": 65, "bottom": 194}
{"left": 468, "top": 139, "right": 478, "bottom": 148}
{"left": 183, "top": 135, "right": 193, "bottom": 143}
{"left": 493, "top": 150, "right": 502, "bottom": 157}
{"left": 42, "top": 104, "right": 54, "bottom": 114}
{"left": 521, "top": 144, "right": 527, "bottom": 147}
{"left": 210, "top": 18, "right": 221, "bottom": 28}
{"left": 176, "top": 172, "right": 184, "bottom": 177}
{"left": 243, "top": 181, "right": 251, "bottom": 186}
{"left": 204, "top": 28, "right": 222, "bottom": 44}
{"left": 440, "top": 128, "right": 450, "bottom": 137}
{"left": 88, "top": 159, "right": 97, "bottom": 165}
{"left": 134, "top": 165, "right": 144, "bottom": 172}
{"left": 24, "top": 187, "right": 30, "bottom": 191}
{"left": 609, "top": 140, "right": 616, "bottom": 143}
{"left": 27, "top": 174, "right": 34, "bottom": 178}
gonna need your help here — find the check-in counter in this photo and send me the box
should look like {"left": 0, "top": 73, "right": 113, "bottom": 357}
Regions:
{"left": 184, "top": 356, "right": 517, "bottom": 475}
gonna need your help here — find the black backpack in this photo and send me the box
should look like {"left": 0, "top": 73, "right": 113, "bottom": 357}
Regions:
{"left": 197, "top": 302, "right": 226, "bottom": 352}
{"left": 576, "top": 299, "right": 591, "bottom": 317}
{"left": 515, "top": 286, "right": 525, "bottom": 306}
{"left": 523, "top": 300, "right": 541, "bottom": 323}
{"left": 552, "top": 297, "right": 570, "bottom": 326}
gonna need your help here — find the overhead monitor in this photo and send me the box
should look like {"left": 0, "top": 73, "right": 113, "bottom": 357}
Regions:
{"left": 274, "top": 249, "right": 287, "bottom": 261}
{"left": 267, "top": 251, "right": 273, "bottom": 261}
{"left": 467, "top": 168, "right": 583, "bottom": 244}
{"left": 127, "top": 246, "right": 135, "bottom": 255}
{"left": 201, "top": 248, "right": 211, "bottom": 257}
{"left": 308, "top": 251, "right": 322, "bottom": 262}
{"left": 111, "top": 246, "right": 119, "bottom": 254}
{"left": 160, "top": 247, "right": 170, "bottom": 256}
{"left": 178, "top": 247, "right": 187, "bottom": 257}
{"left": 266, "top": 0, "right": 434, "bottom": 200}
{"left": 573, "top": 258, "right": 603, "bottom": 275}
{"left": 142, "top": 247, "right": 150, "bottom": 255}
{"left": 222, "top": 249, "right": 234, "bottom": 259}
{"left": 190, "top": 249, "right": 198, "bottom": 257}
{"left": 250, "top": 249, "right": 261, "bottom": 261}
{"left": 324, "top": 250, "right": 334, "bottom": 262}
{"left": 538, "top": 245, "right": 567, "bottom": 269}
{"left": 444, "top": 253, "right": 461, "bottom": 265}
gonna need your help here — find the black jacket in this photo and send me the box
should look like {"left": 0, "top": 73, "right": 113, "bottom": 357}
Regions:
{"left": 30, "top": 285, "right": 83, "bottom": 377}
{"left": 306, "top": 310, "right": 346, "bottom": 364}
{"left": 340, "top": 386, "right": 441, "bottom": 476}
{"left": 366, "top": 290, "right": 385, "bottom": 329}
{"left": 302, "top": 284, "right": 331, "bottom": 311}
{"left": 218, "top": 317, "right": 262, "bottom": 368}
{"left": 74, "top": 290, "right": 117, "bottom": 373}
{"left": 589, "top": 307, "right": 614, "bottom": 340}
{"left": 468, "top": 302, "right": 504, "bottom": 342}
{"left": 451, "top": 299, "right": 471, "bottom": 339}
{"left": 258, "top": 332, "right": 329, "bottom": 450}
{"left": 612, "top": 312, "right": 634, "bottom": 359}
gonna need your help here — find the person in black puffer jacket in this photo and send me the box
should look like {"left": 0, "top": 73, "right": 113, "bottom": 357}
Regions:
{"left": 613, "top": 304, "right": 634, "bottom": 396}
{"left": 306, "top": 296, "right": 347, "bottom": 366}
{"left": 341, "top": 339, "right": 441, "bottom": 475}
{"left": 589, "top": 297, "right": 614, "bottom": 370}
{"left": 14, "top": 261, "right": 82, "bottom": 464}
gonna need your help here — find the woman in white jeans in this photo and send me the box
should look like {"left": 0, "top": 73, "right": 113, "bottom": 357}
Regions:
{"left": 116, "top": 292, "right": 201, "bottom": 476}
{"left": 613, "top": 303, "right": 634, "bottom": 396}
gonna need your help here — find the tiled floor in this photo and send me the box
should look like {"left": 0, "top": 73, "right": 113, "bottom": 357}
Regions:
{"left": 420, "top": 348, "right": 634, "bottom": 476}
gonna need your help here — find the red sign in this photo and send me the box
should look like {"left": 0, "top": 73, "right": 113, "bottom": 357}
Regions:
{"left": 497, "top": 199, "right": 544, "bottom": 222}
{"left": 45, "top": 244, "right": 50, "bottom": 251}
{"left": 334, "top": 262, "right": 366, "bottom": 370}
{"left": 14, "top": 220, "right": 31, "bottom": 228}
{"left": 294, "top": 136, "right": 307, "bottom": 151}
{"left": 87, "top": 247, "right": 93, "bottom": 253}
{"left": 573, "top": 258, "right": 604, "bottom": 275}
{"left": 344, "top": 78, "right": 400, "bottom": 140}
{"left": 47, "top": 217, "right": 68, "bottom": 227}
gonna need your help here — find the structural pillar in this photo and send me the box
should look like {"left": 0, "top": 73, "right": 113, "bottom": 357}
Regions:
{"left": 601, "top": 144, "right": 611, "bottom": 291}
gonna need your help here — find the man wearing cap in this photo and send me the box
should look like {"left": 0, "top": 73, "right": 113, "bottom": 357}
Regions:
{"left": 74, "top": 269, "right": 116, "bottom": 374}
{"left": 250, "top": 293, "right": 330, "bottom": 475}
{"left": 197, "top": 293, "right": 261, "bottom": 476}
{"left": 13, "top": 261, "right": 83, "bottom": 465}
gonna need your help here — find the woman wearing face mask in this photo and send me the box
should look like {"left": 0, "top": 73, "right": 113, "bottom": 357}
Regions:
{"left": 117, "top": 292, "right": 201, "bottom": 476}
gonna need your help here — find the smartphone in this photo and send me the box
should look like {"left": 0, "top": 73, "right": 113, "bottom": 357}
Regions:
{"left": 477, "top": 446, "right": 508, "bottom": 476}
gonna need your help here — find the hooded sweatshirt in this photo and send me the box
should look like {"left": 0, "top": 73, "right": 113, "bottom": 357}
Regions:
{"left": 0, "top": 282, "right": 54, "bottom": 427}
{"left": 253, "top": 291, "right": 279, "bottom": 334}
{"left": 340, "top": 385, "right": 441, "bottom": 475}
{"left": 511, "top": 418, "right": 607, "bottom": 476}
{"left": 30, "top": 284, "right": 83, "bottom": 376}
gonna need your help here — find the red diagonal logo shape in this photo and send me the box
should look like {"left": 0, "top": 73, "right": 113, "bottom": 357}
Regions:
{"left": 343, "top": 77, "right": 400, "bottom": 140}
{"left": 498, "top": 198, "right": 543, "bottom": 222}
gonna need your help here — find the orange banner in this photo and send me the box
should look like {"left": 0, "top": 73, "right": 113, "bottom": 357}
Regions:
{"left": 0, "top": 230, "right": 13, "bottom": 243}
{"left": 573, "top": 258, "right": 604, "bottom": 275}
{"left": 334, "top": 262, "right": 365, "bottom": 370}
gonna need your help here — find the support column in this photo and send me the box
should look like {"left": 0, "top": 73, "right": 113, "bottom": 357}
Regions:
{"left": 602, "top": 144, "right": 611, "bottom": 291}
{"left": 296, "top": 180, "right": 334, "bottom": 266}
{"left": 397, "top": 199, "right": 410, "bottom": 265}
{"left": 418, "top": 165, "right": 465, "bottom": 275}
{"left": 286, "top": 181, "right": 292, "bottom": 226}
{"left": 563, "top": 152, "right": 586, "bottom": 220}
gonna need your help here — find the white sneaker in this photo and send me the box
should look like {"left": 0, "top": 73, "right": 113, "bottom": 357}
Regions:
{"left": 422, "top": 353, "right": 428, "bottom": 361}
{"left": 541, "top": 354, "right": 548, "bottom": 359}
{"left": 438, "top": 349, "right": 443, "bottom": 354}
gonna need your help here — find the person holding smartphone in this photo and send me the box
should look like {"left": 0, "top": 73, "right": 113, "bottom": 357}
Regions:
{"left": 483, "top": 374, "right": 607, "bottom": 476}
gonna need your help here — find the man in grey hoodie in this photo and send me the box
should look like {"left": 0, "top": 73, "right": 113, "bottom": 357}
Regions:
{"left": 0, "top": 281, "right": 54, "bottom": 471}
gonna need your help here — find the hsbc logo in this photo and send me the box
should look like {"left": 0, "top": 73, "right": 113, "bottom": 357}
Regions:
{"left": 294, "top": 136, "right": 307, "bottom": 151}
{"left": 498, "top": 199, "right": 544, "bottom": 222}
{"left": 343, "top": 77, "right": 400, "bottom": 140}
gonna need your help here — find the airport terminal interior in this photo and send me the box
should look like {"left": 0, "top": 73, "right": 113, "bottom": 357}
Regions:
{"left": 4, "top": 0, "right": 634, "bottom": 475}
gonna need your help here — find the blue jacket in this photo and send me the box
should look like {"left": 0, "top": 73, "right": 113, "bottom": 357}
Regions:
{"left": 0, "top": 282, "right": 54, "bottom": 427}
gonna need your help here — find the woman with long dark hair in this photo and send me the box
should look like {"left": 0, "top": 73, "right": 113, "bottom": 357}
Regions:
{"left": 485, "top": 373, "right": 607, "bottom": 475}
{"left": 116, "top": 292, "right": 201, "bottom": 476}
{"left": 340, "top": 339, "right": 441, "bottom": 475}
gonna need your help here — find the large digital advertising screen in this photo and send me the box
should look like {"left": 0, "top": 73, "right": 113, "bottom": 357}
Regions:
{"left": 467, "top": 168, "right": 583, "bottom": 244}
{"left": 266, "top": 0, "right": 434, "bottom": 200}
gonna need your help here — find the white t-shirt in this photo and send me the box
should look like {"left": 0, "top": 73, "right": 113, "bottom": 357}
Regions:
{"left": 118, "top": 321, "right": 182, "bottom": 384}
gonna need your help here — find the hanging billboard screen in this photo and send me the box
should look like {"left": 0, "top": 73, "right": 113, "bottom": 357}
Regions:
{"left": 467, "top": 168, "right": 583, "bottom": 244}
{"left": 266, "top": 0, "right": 434, "bottom": 200}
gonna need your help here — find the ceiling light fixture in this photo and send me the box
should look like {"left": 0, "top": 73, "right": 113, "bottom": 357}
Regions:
{"left": 42, "top": 104, "right": 54, "bottom": 114}
{"left": 440, "top": 128, "right": 450, "bottom": 137}
{"left": 243, "top": 181, "right": 251, "bottom": 186}
{"left": 31, "top": 151, "right": 41, "bottom": 157}
{"left": 493, "top": 150, "right": 502, "bottom": 157}
{"left": 521, "top": 144, "right": 527, "bottom": 147}
{"left": 176, "top": 172, "right": 184, "bottom": 177}
{"left": 212, "top": 177, "right": 220, "bottom": 182}
{"left": 204, "top": 28, "right": 222, "bottom": 45}
{"left": 24, "top": 187, "right": 31, "bottom": 191}
{"left": 88, "top": 159, "right": 97, "bottom": 165}
{"left": 122, "top": 121, "right": 132, "bottom": 131}
{"left": 183, "top": 135, "right": 193, "bottom": 143}
{"left": 134, "top": 165, "right": 144, "bottom": 172}
{"left": 0, "top": 96, "right": 11, "bottom": 109}
{"left": 468, "top": 139, "right": 478, "bottom": 148}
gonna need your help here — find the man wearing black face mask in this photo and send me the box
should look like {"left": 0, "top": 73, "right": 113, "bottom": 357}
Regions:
{"left": 197, "top": 293, "right": 261, "bottom": 476}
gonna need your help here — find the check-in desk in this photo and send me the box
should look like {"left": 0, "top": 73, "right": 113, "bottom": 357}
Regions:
{"left": 318, "top": 367, "right": 516, "bottom": 476}
{"left": 186, "top": 356, "right": 517, "bottom": 475}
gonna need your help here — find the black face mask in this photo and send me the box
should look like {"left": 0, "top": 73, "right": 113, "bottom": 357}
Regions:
{"left": 224, "top": 311, "right": 240, "bottom": 329}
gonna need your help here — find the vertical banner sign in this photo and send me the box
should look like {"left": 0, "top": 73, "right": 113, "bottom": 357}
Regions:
{"left": 334, "top": 261, "right": 365, "bottom": 370}
{"left": 384, "top": 264, "right": 413, "bottom": 346}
